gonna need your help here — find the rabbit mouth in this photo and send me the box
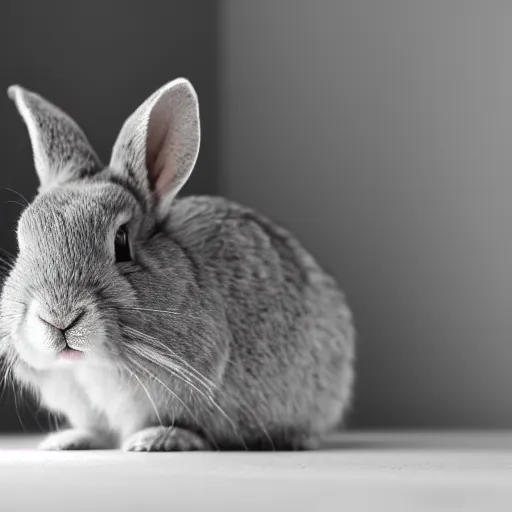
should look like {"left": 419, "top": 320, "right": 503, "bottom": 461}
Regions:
{"left": 58, "top": 347, "right": 84, "bottom": 361}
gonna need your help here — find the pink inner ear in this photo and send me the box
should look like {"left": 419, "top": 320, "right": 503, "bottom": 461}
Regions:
{"left": 145, "top": 100, "right": 176, "bottom": 198}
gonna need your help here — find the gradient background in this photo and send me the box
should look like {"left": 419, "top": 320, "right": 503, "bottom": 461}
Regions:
{"left": 1, "top": 0, "right": 511, "bottom": 431}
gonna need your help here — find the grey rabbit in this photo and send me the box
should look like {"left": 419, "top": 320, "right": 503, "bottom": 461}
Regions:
{"left": 0, "top": 78, "right": 355, "bottom": 451}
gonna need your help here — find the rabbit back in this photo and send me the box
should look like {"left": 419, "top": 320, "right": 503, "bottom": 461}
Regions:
{"left": 165, "top": 195, "right": 356, "bottom": 448}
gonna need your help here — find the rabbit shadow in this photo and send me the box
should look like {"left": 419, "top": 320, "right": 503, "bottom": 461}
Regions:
{"left": 314, "top": 432, "right": 512, "bottom": 452}
{"left": 316, "top": 438, "right": 419, "bottom": 451}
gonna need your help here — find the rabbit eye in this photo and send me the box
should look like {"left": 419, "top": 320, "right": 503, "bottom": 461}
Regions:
{"left": 115, "top": 225, "right": 131, "bottom": 262}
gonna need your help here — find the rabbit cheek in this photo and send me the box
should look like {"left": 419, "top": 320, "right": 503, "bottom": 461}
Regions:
{"left": 12, "top": 333, "right": 52, "bottom": 370}
{"left": 14, "top": 319, "right": 62, "bottom": 370}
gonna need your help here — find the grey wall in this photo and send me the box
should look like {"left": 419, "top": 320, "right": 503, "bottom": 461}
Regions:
{"left": 0, "top": 0, "right": 219, "bottom": 431}
{"left": 221, "top": 0, "right": 512, "bottom": 428}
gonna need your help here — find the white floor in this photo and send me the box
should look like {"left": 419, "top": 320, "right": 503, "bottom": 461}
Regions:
{"left": 0, "top": 432, "right": 511, "bottom": 511}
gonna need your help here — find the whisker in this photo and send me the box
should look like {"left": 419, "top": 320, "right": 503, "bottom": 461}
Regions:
{"left": 126, "top": 335, "right": 216, "bottom": 402}
{"left": 0, "top": 361, "right": 14, "bottom": 403}
{"left": 123, "top": 325, "right": 217, "bottom": 392}
{"left": 6, "top": 200, "right": 27, "bottom": 210}
{"left": 124, "top": 364, "right": 163, "bottom": 426}
{"left": 119, "top": 306, "right": 189, "bottom": 316}
{"left": 125, "top": 352, "right": 194, "bottom": 422}
{"left": 126, "top": 346, "right": 202, "bottom": 403}
{"left": 3, "top": 188, "right": 30, "bottom": 207}
{"left": 114, "top": 306, "right": 216, "bottom": 328}
{"left": 12, "top": 381, "right": 27, "bottom": 432}
{"left": 124, "top": 351, "right": 218, "bottom": 450}
{"left": 124, "top": 336, "right": 247, "bottom": 450}
{"left": 46, "top": 409, "right": 62, "bottom": 432}
{"left": 23, "top": 399, "right": 46, "bottom": 433}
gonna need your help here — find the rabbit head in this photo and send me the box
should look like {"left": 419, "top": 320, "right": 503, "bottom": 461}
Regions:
{"left": 1, "top": 79, "right": 201, "bottom": 372}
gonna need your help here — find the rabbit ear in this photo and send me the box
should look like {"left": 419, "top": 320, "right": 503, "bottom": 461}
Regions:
{"left": 7, "top": 85, "right": 102, "bottom": 192}
{"left": 109, "top": 78, "right": 200, "bottom": 219}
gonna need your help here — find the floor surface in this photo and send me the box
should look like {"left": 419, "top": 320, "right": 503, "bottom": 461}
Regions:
{"left": 1, "top": 431, "right": 511, "bottom": 511}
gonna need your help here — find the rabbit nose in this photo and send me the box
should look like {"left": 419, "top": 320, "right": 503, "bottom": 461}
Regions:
{"left": 37, "top": 310, "right": 85, "bottom": 332}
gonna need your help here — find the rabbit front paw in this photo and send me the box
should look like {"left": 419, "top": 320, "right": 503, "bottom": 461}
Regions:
{"left": 39, "top": 429, "right": 113, "bottom": 450}
{"left": 122, "top": 426, "right": 209, "bottom": 452}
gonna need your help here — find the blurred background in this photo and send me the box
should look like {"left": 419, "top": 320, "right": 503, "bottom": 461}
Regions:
{"left": 1, "top": 0, "right": 512, "bottom": 432}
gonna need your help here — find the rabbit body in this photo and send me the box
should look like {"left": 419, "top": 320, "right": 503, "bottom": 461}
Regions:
{"left": 1, "top": 79, "right": 355, "bottom": 451}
